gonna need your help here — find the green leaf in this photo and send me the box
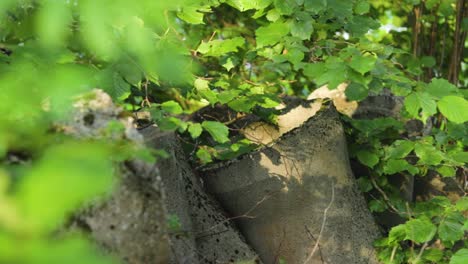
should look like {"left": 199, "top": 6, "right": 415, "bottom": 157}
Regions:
{"left": 438, "top": 214, "right": 465, "bottom": 242}
{"left": 455, "top": 197, "right": 468, "bottom": 211}
{"left": 449, "top": 151, "right": 468, "bottom": 163}
{"left": 197, "top": 37, "right": 245, "bottom": 57}
{"left": 304, "top": 0, "right": 327, "bottom": 13}
{"left": 116, "top": 63, "right": 142, "bottom": 85}
{"left": 111, "top": 73, "right": 131, "bottom": 99}
{"left": 196, "top": 148, "right": 212, "bottom": 163}
{"left": 425, "top": 0, "right": 439, "bottom": 9}
{"left": 348, "top": 55, "right": 377, "bottom": 75}
{"left": 255, "top": 21, "right": 290, "bottom": 48}
{"left": 436, "top": 166, "right": 456, "bottom": 177}
{"left": 404, "top": 217, "right": 437, "bottom": 243}
{"left": 402, "top": 90, "right": 416, "bottom": 114}
{"left": 369, "top": 199, "right": 387, "bottom": 213}
{"left": 260, "top": 97, "right": 281, "bottom": 108}
{"left": 437, "top": 96, "right": 468, "bottom": 124}
{"left": 422, "top": 248, "right": 443, "bottom": 262}
{"left": 161, "top": 100, "right": 183, "bottom": 114}
{"left": 426, "top": 78, "right": 458, "bottom": 99}
{"left": 228, "top": 98, "right": 256, "bottom": 112}
{"left": 345, "top": 82, "right": 368, "bottom": 101}
{"left": 346, "top": 17, "right": 380, "bottom": 37}
{"left": 158, "top": 117, "right": 183, "bottom": 131}
{"left": 303, "top": 62, "right": 326, "bottom": 80}
{"left": 217, "top": 90, "right": 240, "bottom": 104}
{"left": 188, "top": 123, "right": 203, "bottom": 139}
{"left": 226, "top": 0, "right": 273, "bottom": 11}
{"left": 274, "top": 0, "right": 296, "bottom": 15}
{"left": 194, "top": 78, "right": 210, "bottom": 90}
{"left": 222, "top": 57, "right": 236, "bottom": 71}
{"left": 414, "top": 142, "right": 445, "bottom": 166}
{"left": 388, "top": 224, "right": 406, "bottom": 245}
{"left": 354, "top": 1, "right": 370, "bottom": 14}
{"left": 386, "top": 140, "right": 414, "bottom": 160}
{"left": 202, "top": 121, "right": 230, "bottom": 143}
{"left": 383, "top": 159, "right": 419, "bottom": 175}
{"left": 450, "top": 249, "right": 468, "bottom": 264}
{"left": 19, "top": 237, "right": 118, "bottom": 264}
{"left": 420, "top": 56, "right": 436, "bottom": 68}
{"left": 177, "top": 7, "right": 205, "bottom": 24}
{"left": 328, "top": 0, "right": 354, "bottom": 17}
{"left": 404, "top": 92, "right": 437, "bottom": 121}
{"left": 356, "top": 177, "right": 373, "bottom": 192}
{"left": 37, "top": 1, "right": 71, "bottom": 47}
{"left": 199, "top": 89, "right": 219, "bottom": 105}
{"left": 266, "top": 9, "right": 280, "bottom": 21}
{"left": 17, "top": 142, "right": 113, "bottom": 232}
{"left": 167, "top": 215, "right": 182, "bottom": 231}
{"left": 356, "top": 150, "right": 379, "bottom": 168}
{"left": 315, "top": 57, "right": 348, "bottom": 88}
{"left": 290, "top": 19, "right": 314, "bottom": 40}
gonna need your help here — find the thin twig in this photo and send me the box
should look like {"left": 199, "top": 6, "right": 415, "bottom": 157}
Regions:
{"left": 370, "top": 175, "right": 401, "bottom": 214}
{"left": 413, "top": 241, "right": 429, "bottom": 264}
{"left": 304, "top": 181, "right": 335, "bottom": 264}
{"left": 390, "top": 245, "right": 398, "bottom": 262}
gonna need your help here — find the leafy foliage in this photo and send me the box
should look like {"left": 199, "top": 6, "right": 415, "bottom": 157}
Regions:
{"left": 0, "top": 0, "right": 466, "bottom": 263}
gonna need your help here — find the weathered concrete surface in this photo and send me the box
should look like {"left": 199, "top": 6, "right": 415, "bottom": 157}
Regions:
{"left": 73, "top": 129, "right": 260, "bottom": 264}
{"left": 72, "top": 164, "right": 170, "bottom": 264}
{"left": 202, "top": 107, "right": 381, "bottom": 264}
{"left": 68, "top": 89, "right": 259, "bottom": 264}
{"left": 141, "top": 128, "right": 261, "bottom": 264}
{"left": 66, "top": 89, "right": 170, "bottom": 263}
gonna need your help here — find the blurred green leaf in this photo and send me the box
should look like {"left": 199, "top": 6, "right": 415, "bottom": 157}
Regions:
{"left": 450, "top": 249, "right": 468, "bottom": 264}
{"left": 16, "top": 142, "right": 114, "bottom": 232}
{"left": 37, "top": 0, "right": 71, "bottom": 47}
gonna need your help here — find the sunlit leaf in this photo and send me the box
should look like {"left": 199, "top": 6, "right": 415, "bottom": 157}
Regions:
{"left": 437, "top": 96, "right": 468, "bottom": 124}
{"left": 450, "top": 249, "right": 468, "bottom": 264}
{"left": 404, "top": 217, "right": 437, "bottom": 243}
{"left": 202, "top": 121, "right": 230, "bottom": 143}
{"left": 161, "top": 100, "right": 183, "bottom": 114}
{"left": 188, "top": 123, "right": 203, "bottom": 139}
{"left": 256, "top": 21, "right": 290, "bottom": 48}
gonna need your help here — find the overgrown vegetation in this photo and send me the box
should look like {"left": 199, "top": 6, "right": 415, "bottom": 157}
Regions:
{"left": 0, "top": 0, "right": 466, "bottom": 263}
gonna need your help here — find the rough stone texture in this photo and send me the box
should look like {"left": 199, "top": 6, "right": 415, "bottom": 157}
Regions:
{"left": 71, "top": 163, "right": 170, "bottom": 264}
{"left": 68, "top": 89, "right": 258, "bottom": 264}
{"left": 67, "top": 89, "right": 170, "bottom": 263}
{"left": 141, "top": 128, "right": 261, "bottom": 264}
{"left": 353, "top": 89, "right": 403, "bottom": 119}
{"left": 65, "top": 89, "right": 144, "bottom": 143}
{"left": 202, "top": 107, "right": 381, "bottom": 264}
